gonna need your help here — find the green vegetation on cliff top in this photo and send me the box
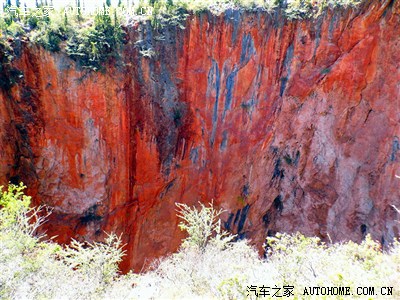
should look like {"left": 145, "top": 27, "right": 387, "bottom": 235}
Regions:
{"left": 0, "top": 0, "right": 362, "bottom": 81}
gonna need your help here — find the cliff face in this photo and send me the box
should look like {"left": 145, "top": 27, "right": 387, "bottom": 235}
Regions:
{"left": 0, "top": 0, "right": 399, "bottom": 271}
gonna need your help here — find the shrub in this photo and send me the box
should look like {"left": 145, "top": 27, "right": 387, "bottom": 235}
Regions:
{"left": 128, "top": 209, "right": 400, "bottom": 299}
{"left": 264, "top": 232, "right": 400, "bottom": 297}
{"left": 65, "top": 6, "right": 124, "bottom": 71}
{"left": 29, "top": 9, "right": 70, "bottom": 52}
{"left": 62, "top": 233, "right": 125, "bottom": 286}
{"left": 0, "top": 38, "right": 24, "bottom": 91}
{"left": 176, "top": 201, "right": 236, "bottom": 251}
{"left": 0, "top": 183, "right": 125, "bottom": 299}
{"left": 122, "top": 202, "right": 261, "bottom": 299}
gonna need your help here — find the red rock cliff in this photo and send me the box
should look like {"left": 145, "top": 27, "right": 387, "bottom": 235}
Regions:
{"left": 0, "top": 0, "right": 399, "bottom": 271}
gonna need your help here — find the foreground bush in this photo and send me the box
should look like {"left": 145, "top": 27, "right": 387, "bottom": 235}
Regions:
{"left": 0, "top": 184, "right": 399, "bottom": 299}
{"left": 110, "top": 203, "right": 400, "bottom": 299}
{"left": 0, "top": 183, "right": 124, "bottom": 299}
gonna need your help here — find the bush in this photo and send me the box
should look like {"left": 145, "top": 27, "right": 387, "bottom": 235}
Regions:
{"left": 63, "top": 233, "right": 125, "bottom": 286}
{"left": 176, "top": 201, "right": 236, "bottom": 251}
{"left": 29, "top": 10, "right": 70, "bottom": 52}
{"left": 0, "top": 38, "right": 24, "bottom": 91}
{"left": 0, "top": 183, "right": 125, "bottom": 299}
{"left": 65, "top": 7, "right": 124, "bottom": 71}
{"left": 264, "top": 232, "right": 400, "bottom": 297}
{"left": 124, "top": 201, "right": 261, "bottom": 299}
{"left": 127, "top": 204, "right": 399, "bottom": 299}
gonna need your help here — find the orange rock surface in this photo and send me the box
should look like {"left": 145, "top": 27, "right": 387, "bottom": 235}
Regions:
{"left": 0, "top": 1, "right": 399, "bottom": 271}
